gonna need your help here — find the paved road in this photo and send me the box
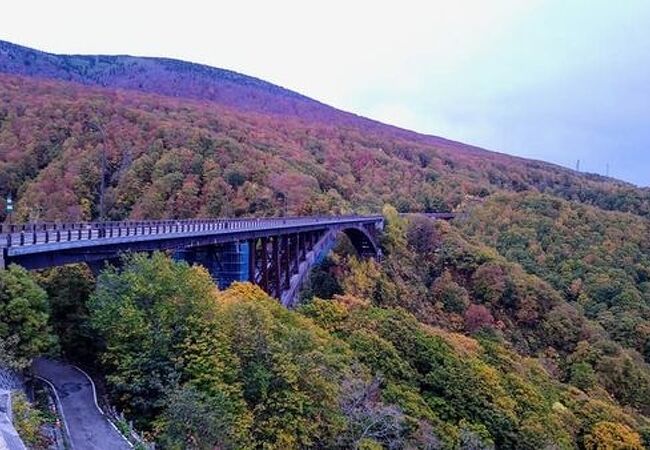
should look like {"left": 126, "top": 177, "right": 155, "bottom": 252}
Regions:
{"left": 32, "top": 358, "right": 130, "bottom": 450}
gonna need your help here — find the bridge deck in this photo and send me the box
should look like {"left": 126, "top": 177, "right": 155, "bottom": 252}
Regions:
{"left": 0, "top": 215, "right": 384, "bottom": 270}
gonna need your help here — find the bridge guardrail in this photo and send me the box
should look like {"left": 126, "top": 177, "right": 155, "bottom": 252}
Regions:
{"left": 0, "top": 215, "right": 383, "bottom": 250}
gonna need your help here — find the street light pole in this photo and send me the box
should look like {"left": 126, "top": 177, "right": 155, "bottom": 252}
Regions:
{"left": 5, "top": 194, "right": 13, "bottom": 226}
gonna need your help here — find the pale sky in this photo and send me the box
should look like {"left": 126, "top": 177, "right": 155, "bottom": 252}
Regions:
{"left": 2, "top": 0, "right": 649, "bottom": 185}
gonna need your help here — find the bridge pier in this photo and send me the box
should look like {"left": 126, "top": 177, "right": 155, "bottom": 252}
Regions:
{"left": 247, "top": 238, "right": 256, "bottom": 283}
{"left": 280, "top": 236, "right": 287, "bottom": 295}
{"left": 272, "top": 236, "right": 280, "bottom": 298}
{"left": 175, "top": 242, "right": 250, "bottom": 290}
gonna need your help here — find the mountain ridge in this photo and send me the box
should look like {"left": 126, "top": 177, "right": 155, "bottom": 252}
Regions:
{"left": 0, "top": 38, "right": 616, "bottom": 181}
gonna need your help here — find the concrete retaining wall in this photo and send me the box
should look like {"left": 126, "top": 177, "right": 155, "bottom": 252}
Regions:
{"left": 0, "top": 368, "right": 26, "bottom": 450}
{"left": 0, "top": 389, "right": 27, "bottom": 450}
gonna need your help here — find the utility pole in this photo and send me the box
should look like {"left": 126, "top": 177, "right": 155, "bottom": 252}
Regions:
{"left": 86, "top": 120, "right": 107, "bottom": 221}
{"left": 276, "top": 191, "right": 288, "bottom": 217}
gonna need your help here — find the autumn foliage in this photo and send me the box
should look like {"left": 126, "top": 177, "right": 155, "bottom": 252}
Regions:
{"left": 2, "top": 41, "right": 650, "bottom": 449}
{"left": 0, "top": 71, "right": 649, "bottom": 224}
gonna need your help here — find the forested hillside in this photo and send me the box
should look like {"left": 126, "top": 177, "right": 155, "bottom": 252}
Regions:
{"left": 1, "top": 41, "right": 650, "bottom": 449}
{"left": 4, "top": 211, "right": 650, "bottom": 448}
{"left": 0, "top": 73, "right": 649, "bottom": 223}
{"left": 459, "top": 193, "right": 650, "bottom": 359}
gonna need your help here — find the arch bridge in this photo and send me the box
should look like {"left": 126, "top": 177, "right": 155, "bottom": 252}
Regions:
{"left": 0, "top": 216, "right": 383, "bottom": 307}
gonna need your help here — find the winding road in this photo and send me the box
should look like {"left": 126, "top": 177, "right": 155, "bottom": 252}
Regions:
{"left": 32, "top": 358, "right": 130, "bottom": 450}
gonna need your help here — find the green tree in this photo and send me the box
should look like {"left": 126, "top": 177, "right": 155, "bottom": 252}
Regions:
{"left": 0, "top": 265, "right": 56, "bottom": 369}
{"left": 11, "top": 391, "right": 47, "bottom": 448}
{"left": 432, "top": 271, "right": 470, "bottom": 314}
{"left": 213, "top": 283, "right": 350, "bottom": 448}
{"left": 89, "top": 253, "right": 218, "bottom": 426}
{"left": 156, "top": 385, "right": 247, "bottom": 450}
{"left": 300, "top": 257, "right": 343, "bottom": 301}
{"left": 584, "top": 421, "right": 643, "bottom": 450}
{"left": 381, "top": 204, "right": 408, "bottom": 256}
{"left": 37, "top": 264, "right": 97, "bottom": 364}
{"left": 569, "top": 362, "right": 597, "bottom": 391}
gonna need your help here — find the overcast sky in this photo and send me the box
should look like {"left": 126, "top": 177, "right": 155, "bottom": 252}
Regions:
{"left": 2, "top": 0, "right": 649, "bottom": 185}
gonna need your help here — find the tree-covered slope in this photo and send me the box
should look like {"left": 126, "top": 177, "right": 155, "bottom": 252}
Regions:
{"left": 300, "top": 208, "right": 650, "bottom": 447}
{"left": 0, "top": 72, "right": 648, "bottom": 223}
{"left": 81, "top": 253, "right": 650, "bottom": 449}
{"left": 5, "top": 209, "right": 649, "bottom": 448}
{"left": 459, "top": 193, "right": 650, "bottom": 360}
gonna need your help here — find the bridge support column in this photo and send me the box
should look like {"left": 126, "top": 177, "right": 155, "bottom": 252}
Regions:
{"left": 291, "top": 234, "right": 299, "bottom": 275}
{"left": 282, "top": 235, "right": 290, "bottom": 290}
{"left": 248, "top": 238, "right": 257, "bottom": 283}
{"left": 297, "top": 233, "right": 305, "bottom": 262}
{"left": 175, "top": 242, "right": 249, "bottom": 290}
{"left": 272, "top": 236, "right": 280, "bottom": 298}
{"left": 260, "top": 237, "right": 269, "bottom": 292}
